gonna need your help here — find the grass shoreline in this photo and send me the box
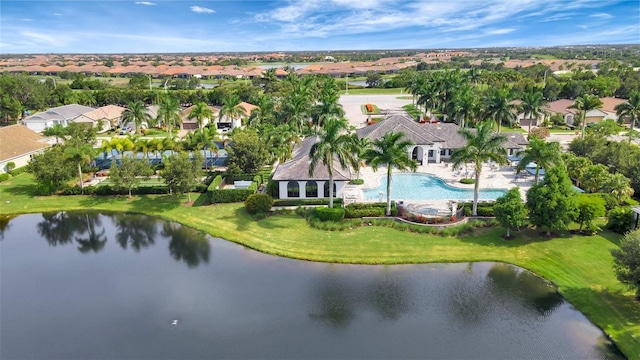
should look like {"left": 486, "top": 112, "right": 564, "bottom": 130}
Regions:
{"left": 1, "top": 174, "right": 638, "bottom": 358}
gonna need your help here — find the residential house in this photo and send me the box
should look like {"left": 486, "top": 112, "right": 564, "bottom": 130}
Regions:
{"left": 22, "top": 104, "right": 94, "bottom": 132}
{"left": 216, "top": 102, "right": 256, "bottom": 132}
{"left": 600, "top": 97, "right": 627, "bottom": 122}
{"left": 271, "top": 136, "right": 351, "bottom": 200}
{"left": 545, "top": 99, "right": 607, "bottom": 127}
{"left": 356, "top": 114, "right": 528, "bottom": 164}
{"left": 181, "top": 104, "right": 220, "bottom": 130}
{"left": 0, "top": 124, "right": 52, "bottom": 172}
{"left": 72, "top": 105, "right": 127, "bottom": 133}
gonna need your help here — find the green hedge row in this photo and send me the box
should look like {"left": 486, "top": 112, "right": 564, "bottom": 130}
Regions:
{"left": 315, "top": 207, "right": 345, "bottom": 222}
{"left": 344, "top": 202, "right": 398, "bottom": 218}
{"left": 61, "top": 184, "right": 170, "bottom": 196}
{"left": 272, "top": 198, "right": 344, "bottom": 207}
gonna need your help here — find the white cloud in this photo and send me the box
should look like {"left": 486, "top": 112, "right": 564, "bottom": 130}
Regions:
{"left": 135, "top": 1, "right": 157, "bottom": 5}
{"left": 590, "top": 12, "right": 613, "bottom": 19}
{"left": 485, "top": 28, "right": 517, "bottom": 35}
{"left": 190, "top": 6, "right": 215, "bottom": 14}
{"left": 21, "top": 18, "right": 35, "bottom": 22}
{"left": 577, "top": 25, "right": 589, "bottom": 29}
{"left": 53, "top": 13, "right": 63, "bottom": 16}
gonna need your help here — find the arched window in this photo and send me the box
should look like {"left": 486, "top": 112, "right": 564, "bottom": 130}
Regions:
{"left": 412, "top": 147, "right": 419, "bottom": 160}
{"left": 306, "top": 181, "right": 318, "bottom": 198}
{"left": 323, "top": 181, "right": 337, "bottom": 197}
{"left": 287, "top": 181, "right": 299, "bottom": 198}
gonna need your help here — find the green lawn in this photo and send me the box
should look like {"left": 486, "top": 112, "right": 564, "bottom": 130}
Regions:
{"left": 361, "top": 104, "right": 382, "bottom": 115}
{"left": 1, "top": 173, "right": 638, "bottom": 358}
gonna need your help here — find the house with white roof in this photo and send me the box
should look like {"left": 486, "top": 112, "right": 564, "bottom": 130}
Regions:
{"left": 73, "top": 105, "right": 127, "bottom": 133}
{"left": 22, "top": 104, "right": 94, "bottom": 132}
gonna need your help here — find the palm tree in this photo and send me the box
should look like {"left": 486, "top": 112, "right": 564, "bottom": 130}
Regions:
{"left": 451, "top": 122, "right": 508, "bottom": 216}
{"left": 362, "top": 132, "right": 417, "bottom": 216}
{"left": 467, "top": 67, "right": 482, "bottom": 87}
{"left": 520, "top": 87, "right": 548, "bottom": 134}
{"left": 64, "top": 141, "right": 96, "bottom": 194}
{"left": 603, "top": 173, "right": 634, "bottom": 203}
{"left": 482, "top": 87, "right": 517, "bottom": 133}
{"left": 515, "top": 137, "right": 562, "bottom": 184}
{"left": 569, "top": 94, "right": 603, "bottom": 140}
{"left": 218, "top": 94, "right": 244, "bottom": 128}
{"left": 43, "top": 124, "right": 67, "bottom": 144}
{"left": 313, "top": 80, "right": 344, "bottom": 128}
{"left": 308, "top": 118, "right": 357, "bottom": 208}
{"left": 281, "top": 90, "right": 312, "bottom": 134}
{"left": 614, "top": 90, "right": 640, "bottom": 143}
{"left": 121, "top": 100, "right": 151, "bottom": 135}
{"left": 188, "top": 102, "right": 214, "bottom": 130}
{"left": 156, "top": 95, "right": 182, "bottom": 138}
{"left": 134, "top": 138, "right": 152, "bottom": 159}
{"left": 448, "top": 85, "right": 478, "bottom": 128}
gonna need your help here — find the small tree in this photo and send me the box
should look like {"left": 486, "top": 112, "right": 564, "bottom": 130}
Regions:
{"left": 28, "top": 145, "right": 74, "bottom": 191}
{"left": 575, "top": 194, "right": 606, "bottom": 234}
{"left": 108, "top": 157, "right": 152, "bottom": 197}
{"left": 526, "top": 165, "right": 578, "bottom": 236}
{"left": 226, "top": 129, "right": 269, "bottom": 174}
{"left": 493, "top": 187, "right": 527, "bottom": 238}
{"left": 161, "top": 152, "right": 203, "bottom": 202}
{"left": 5, "top": 162, "right": 15, "bottom": 173}
{"left": 610, "top": 230, "right": 640, "bottom": 300}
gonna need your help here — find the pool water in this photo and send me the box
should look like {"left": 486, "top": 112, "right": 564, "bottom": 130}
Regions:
{"left": 362, "top": 173, "right": 506, "bottom": 201}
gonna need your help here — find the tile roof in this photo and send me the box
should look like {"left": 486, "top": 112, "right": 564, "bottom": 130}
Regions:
{"left": 272, "top": 136, "right": 351, "bottom": 181}
{"left": 0, "top": 124, "right": 51, "bottom": 162}
{"left": 24, "top": 104, "right": 95, "bottom": 123}
{"left": 600, "top": 97, "right": 626, "bottom": 113}
{"left": 545, "top": 99, "right": 576, "bottom": 115}
{"left": 237, "top": 102, "right": 257, "bottom": 117}
{"left": 79, "top": 105, "right": 127, "bottom": 121}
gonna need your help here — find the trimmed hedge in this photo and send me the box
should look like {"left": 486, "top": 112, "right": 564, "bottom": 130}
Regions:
{"left": 460, "top": 178, "right": 475, "bottom": 184}
{"left": 349, "top": 179, "right": 365, "bottom": 185}
{"left": 272, "top": 198, "right": 343, "bottom": 207}
{"left": 208, "top": 174, "right": 261, "bottom": 203}
{"left": 344, "top": 202, "right": 397, "bottom": 218}
{"left": 315, "top": 207, "right": 345, "bottom": 222}
{"left": 9, "top": 166, "right": 28, "bottom": 176}
{"left": 0, "top": 173, "right": 10, "bottom": 182}
{"left": 245, "top": 193, "right": 273, "bottom": 214}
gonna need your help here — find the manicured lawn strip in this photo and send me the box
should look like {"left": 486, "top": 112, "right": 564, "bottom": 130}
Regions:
{"left": 1, "top": 173, "right": 638, "bottom": 357}
{"left": 402, "top": 104, "right": 422, "bottom": 120}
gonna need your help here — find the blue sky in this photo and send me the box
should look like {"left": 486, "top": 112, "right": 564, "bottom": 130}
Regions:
{"left": 1, "top": 0, "right": 638, "bottom": 53}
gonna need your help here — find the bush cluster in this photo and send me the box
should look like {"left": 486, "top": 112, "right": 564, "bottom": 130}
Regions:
{"left": 607, "top": 206, "right": 636, "bottom": 234}
{"left": 314, "top": 207, "right": 345, "bottom": 222}
{"left": 272, "top": 198, "right": 343, "bottom": 207}
{"left": 0, "top": 173, "right": 10, "bottom": 182}
{"left": 459, "top": 178, "right": 475, "bottom": 184}
{"left": 245, "top": 193, "right": 273, "bottom": 214}
{"left": 348, "top": 179, "right": 365, "bottom": 185}
{"left": 344, "top": 202, "right": 397, "bottom": 218}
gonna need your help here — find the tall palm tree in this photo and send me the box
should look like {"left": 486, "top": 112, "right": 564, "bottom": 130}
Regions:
{"left": 218, "top": 94, "right": 244, "bottom": 127}
{"left": 467, "top": 67, "right": 482, "bottom": 87}
{"left": 614, "top": 90, "right": 640, "bottom": 143}
{"left": 281, "top": 90, "right": 312, "bottom": 134}
{"left": 43, "top": 124, "right": 67, "bottom": 144}
{"left": 362, "top": 132, "right": 417, "bottom": 216}
{"left": 520, "top": 87, "right": 548, "bottom": 134}
{"left": 482, "top": 87, "right": 517, "bottom": 133}
{"left": 188, "top": 101, "right": 214, "bottom": 130}
{"left": 451, "top": 122, "right": 508, "bottom": 216}
{"left": 308, "top": 118, "right": 357, "bottom": 208}
{"left": 64, "top": 141, "right": 96, "bottom": 194}
{"left": 156, "top": 95, "right": 182, "bottom": 138}
{"left": 313, "top": 85, "right": 344, "bottom": 128}
{"left": 121, "top": 100, "right": 151, "bottom": 135}
{"left": 448, "top": 85, "right": 478, "bottom": 128}
{"left": 515, "top": 137, "right": 562, "bottom": 184}
{"left": 134, "top": 138, "right": 152, "bottom": 159}
{"left": 569, "top": 94, "right": 603, "bottom": 140}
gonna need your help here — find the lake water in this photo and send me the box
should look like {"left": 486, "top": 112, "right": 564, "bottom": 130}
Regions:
{"left": 0, "top": 212, "right": 624, "bottom": 359}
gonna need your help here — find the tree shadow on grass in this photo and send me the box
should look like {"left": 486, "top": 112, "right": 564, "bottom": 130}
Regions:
{"left": 191, "top": 192, "right": 210, "bottom": 207}
{"left": 77, "top": 194, "right": 182, "bottom": 214}
{"left": 559, "top": 286, "right": 637, "bottom": 360}
{"left": 1, "top": 183, "right": 38, "bottom": 197}
{"left": 459, "top": 226, "right": 576, "bottom": 248}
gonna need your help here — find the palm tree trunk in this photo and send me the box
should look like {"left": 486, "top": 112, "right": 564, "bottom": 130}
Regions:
{"left": 78, "top": 163, "right": 84, "bottom": 194}
{"left": 581, "top": 114, "right": 586, "bottom": 140}
{"left": 534, "top": 166, "right": 540, "bottom": 184}
{"left": 528, "top": 113, "right": 533, "bottom": 134}
{"left": 386, "top": 165, "right": 392, "bottom": 216}
{"left": 328, "top": 174, "right": 334, "bottom": 208}
{"left": 629, "top": 118, "right": 636, "bottom": 143}
{"left": 472, "top": 165, "right": 481, "bottom": 216}
{"left": 506, "top": 227, "right": 510, "bottom": 238}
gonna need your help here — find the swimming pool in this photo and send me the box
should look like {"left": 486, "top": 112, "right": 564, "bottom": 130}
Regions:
{"left": 362, "top": 173, "right": 507, "bottom": 201}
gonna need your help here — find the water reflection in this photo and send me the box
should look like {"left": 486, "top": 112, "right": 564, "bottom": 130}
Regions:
{"left": 0, "top": 215, "right": 14, "bottom": 240}
{"left": 309, "top": 268, "right": 411, "bottom": 327}
{"left": 36, "top": 211, "right": 210, "bottom": 268}
{"left": 114, "top": 213, "right": 157, "bottom": 251}
{"left": 162, "top": 222, "right": 210, "bottom": 268}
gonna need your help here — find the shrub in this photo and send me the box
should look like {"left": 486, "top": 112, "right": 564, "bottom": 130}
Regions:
{"left": 245, "top": 193, "right": 274, "bottom": 214}
{"left": 349, "top": 179, "right": 365, "bottom": 185}
{"left": 314, "top": 207, "right": 345, "bottom": 222}
{"left": 5, "top": 162, "right": 15, "bottom": 172}
{"left": 8, "top": 166, "right": 27, "bottom": 176}
{"left": 607, "top": 207, "right": 635, "bottom": 234}
{"left": 529, "top": 127, "right": 550, "bottom": 139}
{"left": 460, "top": 178, "right": 475, "bottom": 184}
{"left": 0, "top": 173, "right": 10, "bottom": 182}
{"left": 344, "top": 202, "right": 397, "bottom": 218}
{"left": 476, "top": 207, "right": 494, "bottom": 217}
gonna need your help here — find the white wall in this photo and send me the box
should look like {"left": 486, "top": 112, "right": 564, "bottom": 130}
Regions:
{"left": 278, "top": 180, "right": 345, "bottom": 199}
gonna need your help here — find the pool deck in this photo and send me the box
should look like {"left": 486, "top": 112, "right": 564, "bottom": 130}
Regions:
{"left": 345, "top": 162, "right": 533, "bottom": 212}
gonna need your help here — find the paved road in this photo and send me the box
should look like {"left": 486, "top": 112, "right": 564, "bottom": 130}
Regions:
{"left": 339, "top": 94, "right": 413, "bottom": 129}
